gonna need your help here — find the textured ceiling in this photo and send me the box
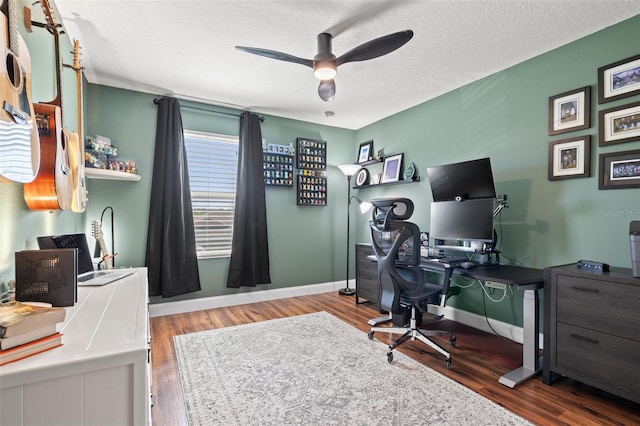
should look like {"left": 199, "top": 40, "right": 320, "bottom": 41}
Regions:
{"left": 53, "top": 1, "right": 640, "bottom": 130}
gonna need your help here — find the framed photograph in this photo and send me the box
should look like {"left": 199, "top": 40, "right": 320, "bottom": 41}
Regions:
{"left": 598, "top": 53, "right": 640, "bottom": 104}
{"left": 548, "top": 86, "right": 591, "bottom": 135}
{"left": 548, "top": 135, "right": 591, "bottom": 180}
{"left": 357, "top": 140, "right": 374, "bottom": 163}
{"left": 598, "top": 101, "right": 640, "bottom": 146}
{"left": 381, "top": 153, "right": 403, "bottom": 183}
{"left": 598, "top": 149, "right": 640, "bottom": 190}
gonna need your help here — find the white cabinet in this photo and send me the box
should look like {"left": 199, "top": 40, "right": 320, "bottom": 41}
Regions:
{"left": 0, "top": 268, "right": 150, "bottom": 426}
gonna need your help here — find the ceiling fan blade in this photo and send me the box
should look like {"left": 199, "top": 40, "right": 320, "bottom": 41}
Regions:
{"left": 235, "top": 46, "right": 313, "bottom": 68}
{"left": 336, "top": 30, "right": 413, "bottom": 66}
{"left": 318, "top": 80, "right": 336, "bottom": 102}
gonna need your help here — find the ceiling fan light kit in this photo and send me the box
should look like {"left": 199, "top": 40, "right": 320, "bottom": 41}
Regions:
{"left": 236, "top": 29, "right": 413, "bottom": 102}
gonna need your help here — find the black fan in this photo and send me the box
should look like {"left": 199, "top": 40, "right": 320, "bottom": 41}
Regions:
{"left": 236, "top": 30, "right": 413, "bottom": 101}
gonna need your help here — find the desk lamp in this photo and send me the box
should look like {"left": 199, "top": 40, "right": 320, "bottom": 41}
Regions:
{"left": 337, "top": 164, "right": 372, "bottom": 296}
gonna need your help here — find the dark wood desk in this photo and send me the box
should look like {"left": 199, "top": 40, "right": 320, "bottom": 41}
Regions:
{"left": 420, "top": 261, "right": 544, "bottom": 388}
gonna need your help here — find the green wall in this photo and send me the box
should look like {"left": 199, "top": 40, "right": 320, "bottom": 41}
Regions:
{"left": 2, "top": 10, "right": 639, "bottom": 328}
{"left": 82, "top": 86, "right": 356, "bottom": 303}
{"left": 353, "top": 14, "right": 640, "bottom": 325}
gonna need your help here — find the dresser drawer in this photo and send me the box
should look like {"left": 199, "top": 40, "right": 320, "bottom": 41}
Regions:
{"left": 356, "top": 244, "right": 380, "bottom": 307}
{"left": 556, "top": 274, "right": 640, "bottom": 340}
{"left": 555, "top": 323, "right": 640, "bottom": 404}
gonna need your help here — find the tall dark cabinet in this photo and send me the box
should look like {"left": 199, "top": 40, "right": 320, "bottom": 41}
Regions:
{"left": 543, "top": 264, "right": 640, "bottom": 404}
{"left": 355, "top": 244, "right": 380, "bottom": 308}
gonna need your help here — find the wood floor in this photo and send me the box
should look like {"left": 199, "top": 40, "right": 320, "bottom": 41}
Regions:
{"left": 150, "top": 292, "right": 640, "bottom": 426}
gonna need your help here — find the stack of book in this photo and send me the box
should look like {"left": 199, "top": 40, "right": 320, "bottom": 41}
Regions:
{"left": 0, "top": 301, "right": 66, "bottom": 366}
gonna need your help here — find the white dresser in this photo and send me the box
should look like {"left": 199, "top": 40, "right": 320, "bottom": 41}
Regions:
{"left": 0, "top": 268, "right": 151, "bottom": 426}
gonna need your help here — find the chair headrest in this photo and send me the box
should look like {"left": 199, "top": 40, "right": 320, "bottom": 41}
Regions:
{"left": 370, "top": 198, "right": 414, "bottom": 230}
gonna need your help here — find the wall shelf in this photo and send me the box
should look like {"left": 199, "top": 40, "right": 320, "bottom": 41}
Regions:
{"left": 85, "top": 168, "right": 141, "bottom": 181}
{"left": 354, "top": 176, "right": 420, "bottom": 189}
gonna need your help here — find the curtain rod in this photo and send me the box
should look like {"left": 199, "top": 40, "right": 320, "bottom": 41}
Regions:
{"left": 153, "top": 98, "right": 264, "bottom": 122}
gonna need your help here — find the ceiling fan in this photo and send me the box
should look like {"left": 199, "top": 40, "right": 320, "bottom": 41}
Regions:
{"left": 235, "top": 30, "right": 414, "bottom": 101}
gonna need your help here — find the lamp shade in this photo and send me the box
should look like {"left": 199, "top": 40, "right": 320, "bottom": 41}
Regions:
{"left": 338, "top": 164, "right": 362, "bottom": 177}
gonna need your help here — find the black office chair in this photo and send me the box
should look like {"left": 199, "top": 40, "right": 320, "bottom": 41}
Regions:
{"left": 366, "top": 198, "right": 456, "bottom": 367}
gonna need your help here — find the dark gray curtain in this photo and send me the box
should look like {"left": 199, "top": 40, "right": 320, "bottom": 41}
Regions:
{"left": 145, "top": 97, "right": 201, "bottom": 297}
{"left": 227, "top": 112, "right": 271, "bottom": 288}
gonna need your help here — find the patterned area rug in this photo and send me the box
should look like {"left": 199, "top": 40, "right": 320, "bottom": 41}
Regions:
{"left": 174, "top": 311, "right": 531, "bottom": 425}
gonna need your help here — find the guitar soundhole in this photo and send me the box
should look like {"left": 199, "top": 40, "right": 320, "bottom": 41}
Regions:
{"left": 5, "top": 53, "right": 23, "bottom": 91}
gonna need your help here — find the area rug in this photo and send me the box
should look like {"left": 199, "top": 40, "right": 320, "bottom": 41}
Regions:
{"left": 174, "top": 311, "right": 531, "bottom": 426}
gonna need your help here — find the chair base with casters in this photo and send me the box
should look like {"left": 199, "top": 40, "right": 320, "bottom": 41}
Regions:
{"left": 368, "top": 304, "right": 456, "bottom": 368}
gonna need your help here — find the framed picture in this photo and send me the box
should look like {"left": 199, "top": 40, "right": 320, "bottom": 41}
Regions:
{"left": 598, "top": 53, "right": 640, "bottom": 104}
{"left": 357, "top": 140, "right": 374, "bottom": 163}
{"left": 381, "top": 153, "right": 403, "bottom": 183}
{"left": 598, "top": 149, "right": 640, "bottom": 190}
{"left": 548, "top": 86, "right": 591, "bottom": 135}
{"left": 598, "top": 101, "right": 640, "bottom": 146}
{"left": 548, "top": 135, "right": 591, "bottom": 180}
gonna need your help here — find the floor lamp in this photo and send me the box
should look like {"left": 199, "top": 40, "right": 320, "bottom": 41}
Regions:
{"left": 337, "top": 164, "right": 371, "bottom": 296}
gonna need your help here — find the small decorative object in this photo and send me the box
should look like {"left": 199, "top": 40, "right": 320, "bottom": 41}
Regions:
{"left": 598, "top": 101, "right": 640, "bottom": 147}
{"left": 548, "top": 86, "right": 590, "bottom": 135}
{"left": 357, "top": 140, "right": 374, "bottom": 163}
{"left": 548, "top": 136, "right": 591, "bottom": 180}
{"left": 403, "top": 162, "right": 416, "bottom": 181}
{"left": 598, "top": 149, "right": 640, "bottom": 190}
{"left": 372, "top": 173, "right": 382, "bottom": 185}
{"left": 598, "top": 53, "right": 640, "bottom": 104}
{"left": 381, "top": 153, "right": 403, "bottom": 183}
{"left": 375, "top": 148, "right": 384, "bottom": 161}
{"left": 355, "top": 168, "right": 369, "bottom": 187}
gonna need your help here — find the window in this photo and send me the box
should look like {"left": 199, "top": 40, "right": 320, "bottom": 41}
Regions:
{"left": 184, "top": 130, "right": 238, "bottom": 258}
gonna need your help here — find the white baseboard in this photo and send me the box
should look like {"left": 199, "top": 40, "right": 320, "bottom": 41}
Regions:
{"left": 429, "top": 305, "right": 543, "bottom": 349}
{"left": 149, "top": 280, "right": 543, "bottom": 349}
{"left": 149, "top": 280, "right": 347, "bottom": 317}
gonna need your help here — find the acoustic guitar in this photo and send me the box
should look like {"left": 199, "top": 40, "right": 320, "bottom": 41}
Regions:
{"left": 23, "top": 0, "right": 73, "bottom": 210}
{"left": 0, "top": 0, "right": 40, "bottom": 183}
{"left": 67, "top": 39, "right": 87, "bottom": 213}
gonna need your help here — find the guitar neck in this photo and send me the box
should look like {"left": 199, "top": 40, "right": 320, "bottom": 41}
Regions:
{"left": 7, "top": 0, "right": 20, "bottom": 55}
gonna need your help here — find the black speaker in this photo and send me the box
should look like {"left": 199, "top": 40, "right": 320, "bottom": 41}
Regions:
{"left": 15, "top": 249, "right": 77, "bottom": 307}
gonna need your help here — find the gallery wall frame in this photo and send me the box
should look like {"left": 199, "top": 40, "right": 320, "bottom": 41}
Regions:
{"left": 598, "top": 53, "right": 640, "bottom": 104}
{"left": 381, "top": 153, "right": 403, "bottom": 183}
{"left": 598, "top": 148, "right": 640, "bottom": 190}
{"left": 548, "top": 135, "right": 591, "bottom": 180}
{"left": 548, "top": 86, "right": 591, "bottom": 135}
{"left": 598, "top": 101, "right": 640, "bottom": 146}
{"left": 357, "top": 140, "right": 374, "bottom": 163}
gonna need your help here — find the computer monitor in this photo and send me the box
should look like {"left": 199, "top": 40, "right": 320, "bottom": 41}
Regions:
{"left": 427, "top": 157, "right": 496, "bottom": 202}
{"left": 37, "top": 233, "right": 94, "bottom": 274}
{"left": 429, "top": 198, "right": 496, "bottom": 250}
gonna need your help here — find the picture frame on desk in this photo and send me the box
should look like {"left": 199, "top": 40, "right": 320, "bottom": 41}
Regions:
{"left": 381, "top": 153, "right": 403, "bottom": 183}
{"left": 548, "top": 86, "right": 590, "bottom": 136}
{"left": 548, "top": 135, "right": 591, "bottom": 180}
{"left": 357, "top": 140, "right": 374, "bottom": 163}
{"left": 598, "top": 53, "right": 640, "bottom": 104}
{"left": 598, "top": 148, "right": 640, "bottom": 190}
{"left": 598, "top": 101, "right": 640, "bottom": 146}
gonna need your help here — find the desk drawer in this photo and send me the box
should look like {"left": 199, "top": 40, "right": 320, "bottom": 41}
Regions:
{"left": 555, "top": 322, "right": 640, "bottom": 404}
{"left": 356, "top": 244, "right": 380, "bottom": 307}
{"left": 556, "top": 275, "right": 640, "bottom": 340}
